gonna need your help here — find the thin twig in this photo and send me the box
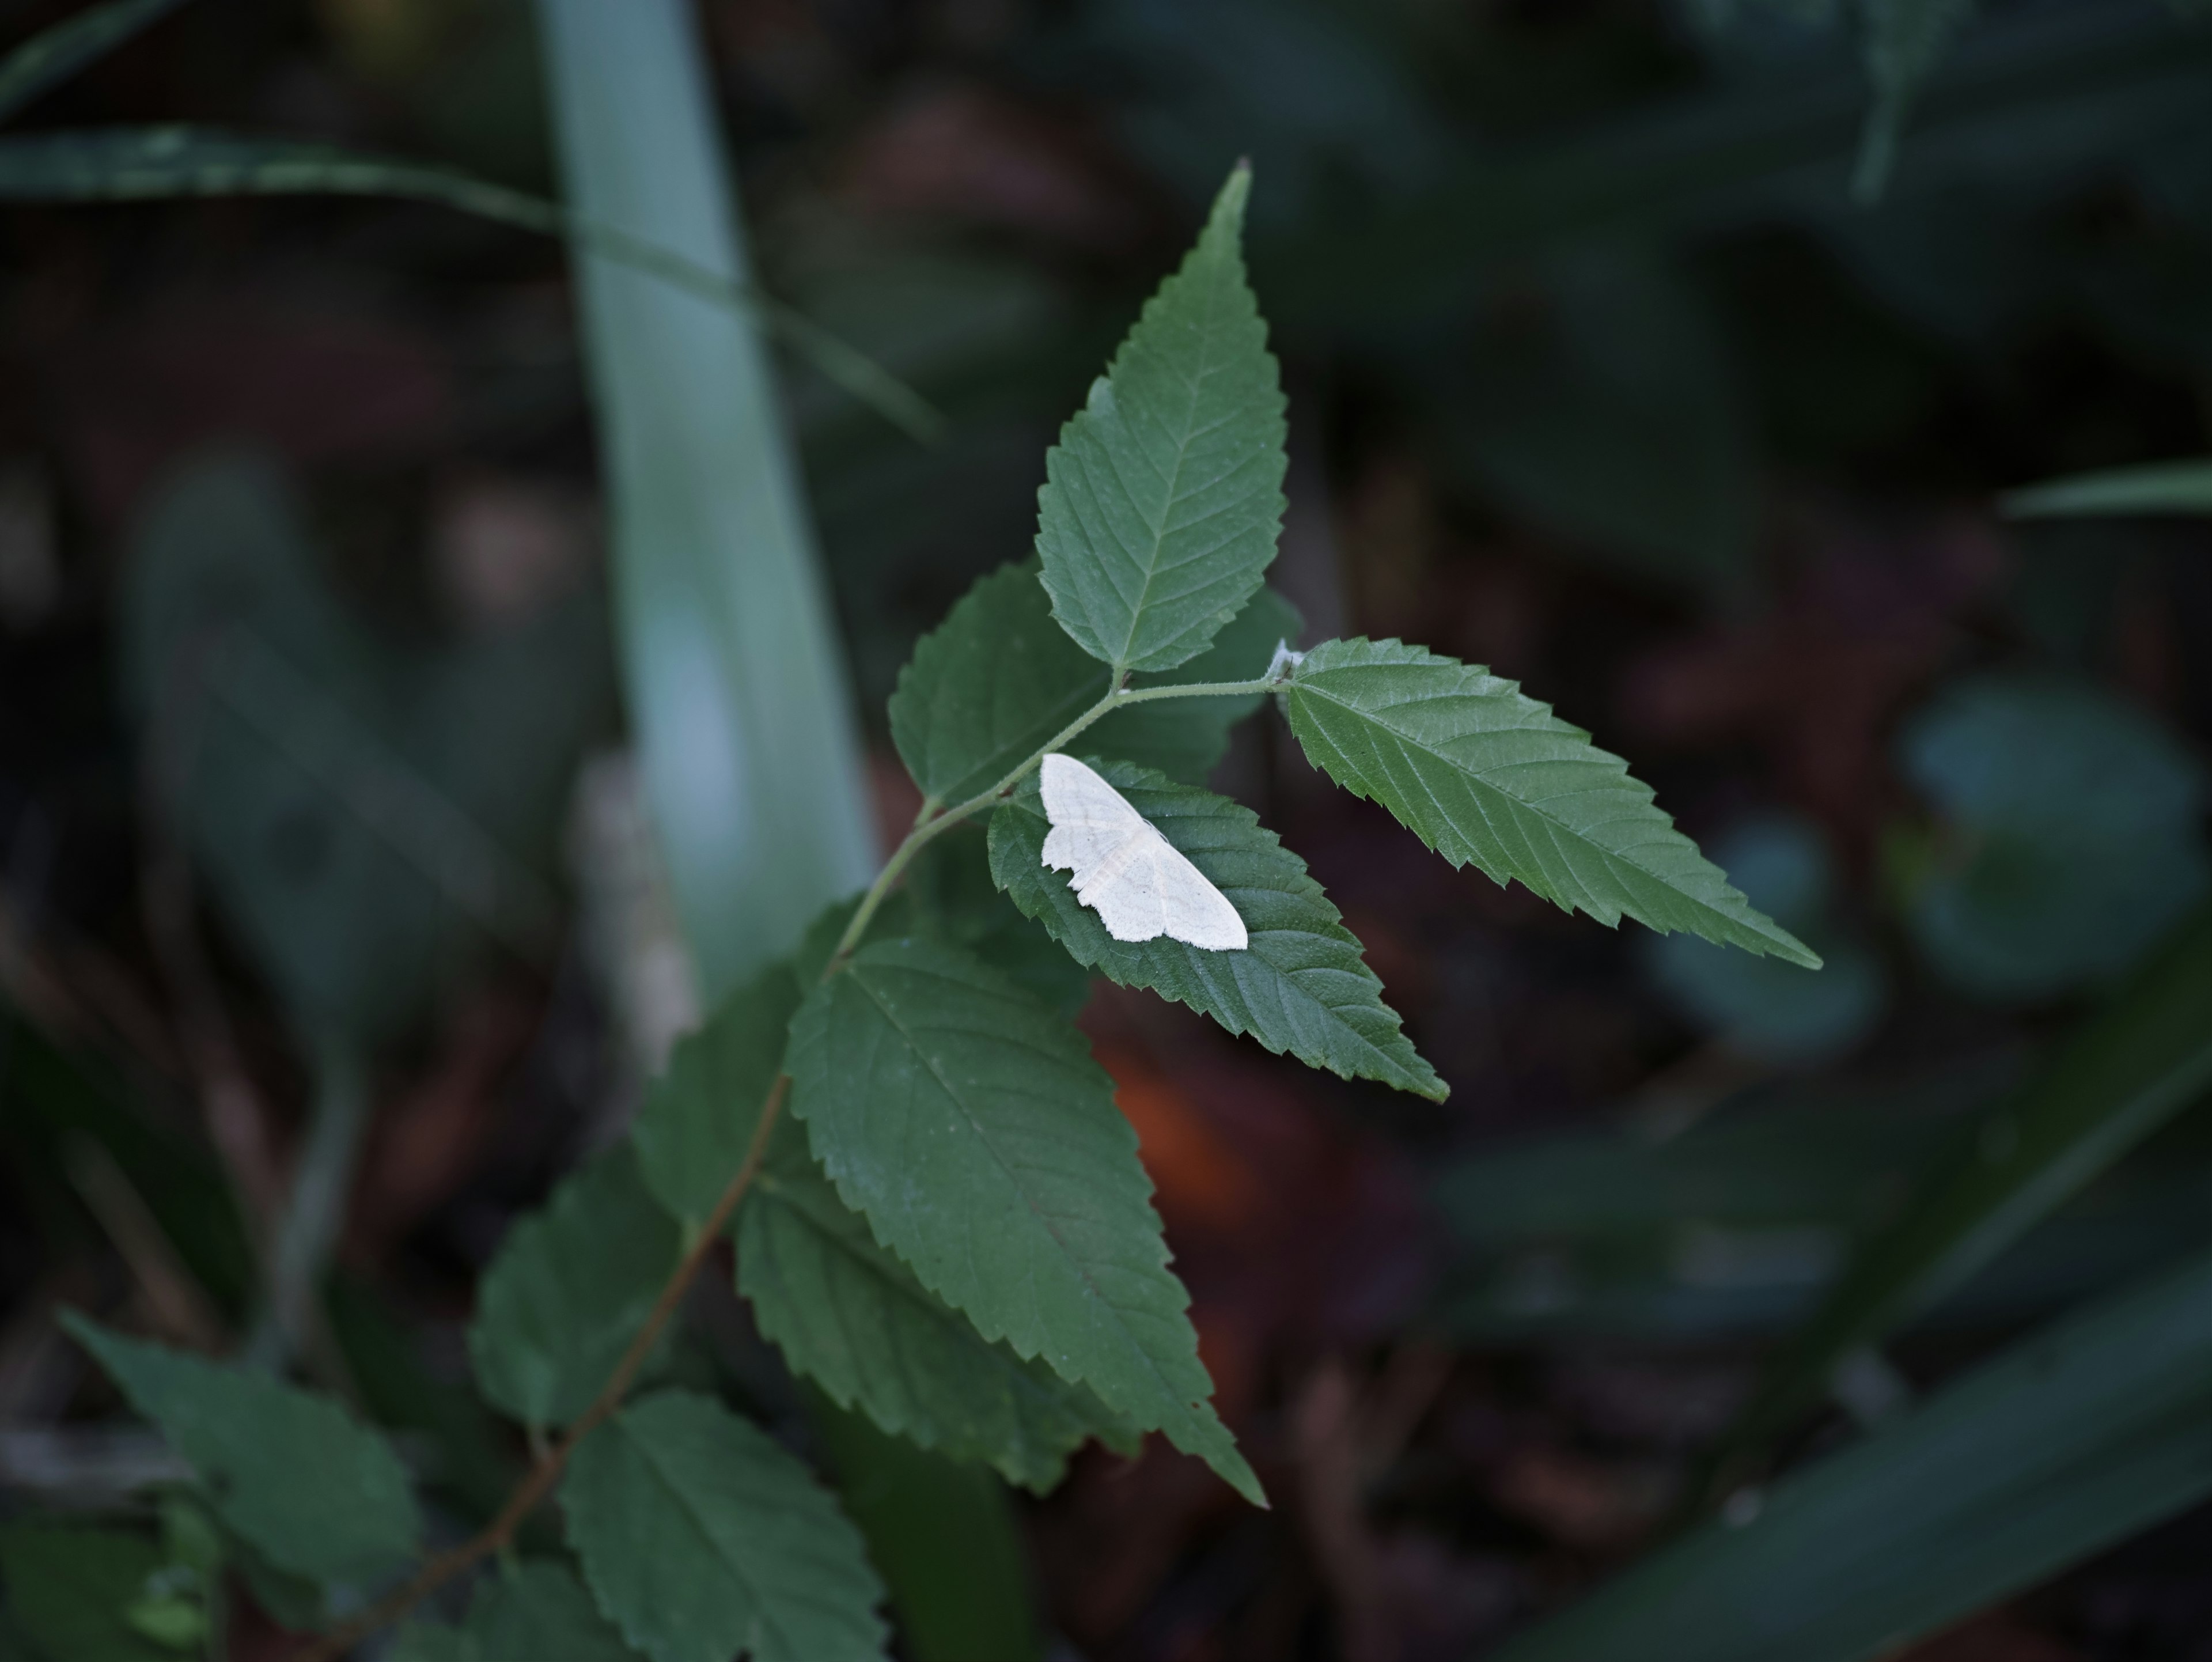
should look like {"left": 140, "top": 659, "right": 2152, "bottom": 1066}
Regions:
{"left": 289, "top": 1074, "right": 790, "bottom": 1662}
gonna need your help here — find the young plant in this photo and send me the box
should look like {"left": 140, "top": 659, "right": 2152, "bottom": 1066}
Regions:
{"left": 65, "top": 164, "right": 1813, "bottom": 1662}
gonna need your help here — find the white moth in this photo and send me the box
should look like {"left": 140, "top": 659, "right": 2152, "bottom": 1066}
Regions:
{"left": 1039, "top": 753, "right": 1248, "bottom": 951}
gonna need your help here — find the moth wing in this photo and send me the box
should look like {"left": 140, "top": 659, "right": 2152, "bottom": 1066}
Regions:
{"left": 1039, "top": 755, "right": 1248, "bottom": 952}
{"left": 1040, "top": 753, "right": 1148, "bottom": 876}
{"left": 1143, "top": 829, "right": 1248, "bottom": 951}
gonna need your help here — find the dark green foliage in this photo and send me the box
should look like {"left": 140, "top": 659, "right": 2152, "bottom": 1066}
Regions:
{"left": 990, "top": 757, "right": 1443, "bottom": 1097}
{"left": 561, "top": 1390, "right": 888, "bottom": 1662}
{"left": 1278, "top": 638, "right": 1816, "bottom": 964}
{"left": 63, "top": 1316, "right": 419, "bottom": 1585}
{"left": 1035, "top": 167, "right": 1288, "bottom": 674}
{"left": 0, "top": 1524, "right": 186, "bottom": 1662}
{"left": 787, "top": 936, "right": 1260, "bottom": 1503}
{"left": 468, "top": 1146, "right": 683, "bottom": 1429}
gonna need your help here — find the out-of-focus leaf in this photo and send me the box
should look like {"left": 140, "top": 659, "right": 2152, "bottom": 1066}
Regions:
{"left": 1646, "top": 815, "right": 1887, "bottom": 1065}
{"left": 0, "top": 128, "right": 937, "bottom": 439}
{"left": 787, "top": 936, "right": 1260, "bottom": 1504}
{"left": 1035, "top": 165, "right": 1287, "bottom": 675}
{"left": 1279, "top": 638, "right": 1819, "bottom": 964}
{"left": 467, "top": 1560, "right": 640, "bottom": 1661}
{"left": 1719, "top": 901, "right": 2212, "bottom": 1466}
{"left": 467, "top": 1146, "right": 682, "bottom": 1430}
{"left": 0, "top": 0, "right": 188, "bottom": 128}
{"left": 0, "top": 1524, "right": 176, "bottom": 1662}
{"left": 2003, "top": 457, "right": 2212, "bottom": 517}
{"left": 536, "top": 0, "right": 875, "bottom": 993}
{"left": 1435, "top": 249, "right": 1755, "bottom": 593}
{"left": 122, "top": 449, "right": 606, "bottom": 1043}
{"left": 991, "top": 756, "right": 1442, "bottom": 1097}
{"left": 561, "top": 1390, "right": 888, "bottom": 1662}
{"left": 1491, "top": 1240, "right": 2212, "bottom": 1662}
{"left": 804, "top": 1403, "right": 1043, "bottom": 1662}
{"left": 1897, "top": 672, "right": 2207, "bottom": 1002}
{"left": 62, "top": 1316, "right": 419, "bottom": 1585}
{"left": 1853, "top": 0, "right": 1979, "bottom": 202}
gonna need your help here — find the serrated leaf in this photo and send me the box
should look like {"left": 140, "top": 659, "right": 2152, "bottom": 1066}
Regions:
{"left": 0, "top": 0, "right": 187, "bottom": 129}
{"left": 889, "top": 560, "right": 1300, "bottom": 805}
{"left": 468, "top": 1146, "right": 682, "bottom": 1430}
{"left": 633, "top": 964, "right": 804, "bottom": 1232}
{"left": 786, "top": 936, "right": 1262, "bottom": 1504}
{"left": 0, "top": 1524, "right": 176, "bottom": 1662}
{"left": 632, "top": 951, "right": 1131, "bottom": 1487}
{"left": 990, "top": 758, "right": 1443, "bottom": 1098}
{"left": 562, "top": 1390, "right": 887, "bottom": 1662}
{"left": 61, "top": 1316, "right": 418, "bottom": 1585}
{"left": 741, "top": 1103, "right": 1140, "bottom": 1492}
{"left": 1278, "top": 638, "right": 1817, "bottom": 966}
{"left": 1035, "top": 166, "right": 1288, "bottom": 675}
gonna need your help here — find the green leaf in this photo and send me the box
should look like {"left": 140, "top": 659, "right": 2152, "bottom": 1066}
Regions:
{"left": 465, "top": 1559, "right": 641, "bottom": 1661}
{"left": 787, "top": 936, "right": 1261, "bottom": 1504}
{"left": 562, "top": 1389, "right": 887, "bottom": 1662}
{"left": 467, "top": 1145, "right": 682, "bottom": 1429}
{"left": 0, "top": 1524, "right": 177, "bottom": 1662}
{"left": 1035, "top": 165, "right": 1289, "bottom": 675}
{"left": 1717, "top": 900, "right": 2212, "bottom": 1465}
{"left": 122, "top": 449, "right": 607, "bottom": 1044}
{"left": 2003, "top": 456, "right": 2212, "bottom": 518}
{"left": 0, "top": 0, "right": 187, "bottom": 129}
{"left": 389, "top": 1623, "right": 480, "bottom": 1662}
{"left": 990, "top": 758, "right": 1444, "bottom": 1099}
{"left": 889, "top": 560, "right": 1301, "bottom": 805}
{"left": 632, "top": 951, "right": 1133, "bottom": 1486}
{"left": 1278, "top": 638, "right": 1818, "bottom": 966}
{"left": 903, "top": 831, "right": 1092, "bottom": 1019}
{"left": 632, "top": 964, "right": 804, "bottom": 1231}
{"left": 741, "top": 1100, "right": 1140, "bottom": 1492}
{"left": 61, "top": 1316, "right": 419, "bottom": 1585}
{"left": 1491, "top": 1240, "right": 2212, "bottom": 1662}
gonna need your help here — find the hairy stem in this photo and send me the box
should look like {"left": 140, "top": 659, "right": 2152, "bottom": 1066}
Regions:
{"left": 289, "top": 1074, "right": 791, "bottom": 1662}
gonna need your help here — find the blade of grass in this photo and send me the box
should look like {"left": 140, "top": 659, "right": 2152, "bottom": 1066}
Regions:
{"left": 533, "top": 2, "right": 1040, "bottom": 1653}
{"left": 2003, "top": 457, "right": 2212, "bottom": 518}
{"left": 0, "top": 0, "right": 190, "bottom": 128}
{"left": 1491, "top": 1237, "right": 2212, "bottom": 1662}
{"left": 0, "top": 126, "right": 940, "bottom": 441}
{"left": 1711, "top": 901, "right": 2212, "bottom": 1483}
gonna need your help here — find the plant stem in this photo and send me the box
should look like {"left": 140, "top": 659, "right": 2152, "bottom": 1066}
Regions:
{"left": 825, "top": 671, "right": 1281, "bottom": 968}
{"left": 289, "top": 1074, "right": 792, "bottom": 1662}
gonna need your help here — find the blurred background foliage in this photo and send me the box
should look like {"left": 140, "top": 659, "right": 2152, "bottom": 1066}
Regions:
{"left": 2, "top": 0, "right": 2212, "bottom": 1657}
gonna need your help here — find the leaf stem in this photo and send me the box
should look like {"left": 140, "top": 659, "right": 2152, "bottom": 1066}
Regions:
{"left": 824, "top": 670, "right": 1282, "bottom": 969}
{"left": 288, "top": 1074, "right": 792, "bottom": 1662}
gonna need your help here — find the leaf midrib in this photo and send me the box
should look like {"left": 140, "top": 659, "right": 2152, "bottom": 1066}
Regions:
{"left": 1107, "top": 259, "right": 1238, "bottom": 673}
